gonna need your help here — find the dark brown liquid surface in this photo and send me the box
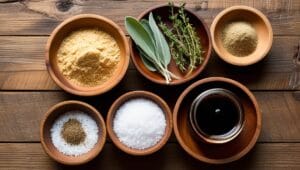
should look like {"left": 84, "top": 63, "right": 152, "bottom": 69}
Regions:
{"left": 196, "top": 94, "right": 239, "bottom": 136}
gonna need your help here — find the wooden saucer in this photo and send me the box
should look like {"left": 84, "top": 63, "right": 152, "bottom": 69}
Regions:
{"left": 173, "top": 77, "right": 262, "bottom": 164}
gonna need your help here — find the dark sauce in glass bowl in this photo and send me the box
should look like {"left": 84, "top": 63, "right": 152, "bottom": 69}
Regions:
{"left": 190, "top": 88, "right": 244, "bottom": 144}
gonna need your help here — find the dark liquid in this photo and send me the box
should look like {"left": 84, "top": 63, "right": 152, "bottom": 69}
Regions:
{"left": 196, "top": 94, "right": 239, "bottom": 136}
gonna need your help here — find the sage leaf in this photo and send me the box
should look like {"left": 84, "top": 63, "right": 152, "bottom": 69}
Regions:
{"left": 137, "top": 47, "right": 157, "bottom": 71}
{"left": 125, "top": 17, "right": 157, "bottom": 62}
{"left": 148, "top": 12, "right": 171, "bottom": 67}
{"left": 140, "top": 19, "right": 154, "bottom": 40}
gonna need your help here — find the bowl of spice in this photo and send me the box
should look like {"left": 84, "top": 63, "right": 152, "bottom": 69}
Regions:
{"left": 46, "top": 14, "right": 130, "bottom": 96}
{"left": 107, "top": 91, "right": 172, "bottom": 155}
{"left": 40, "top": 100, "right": 106, "bottom": 165}
{"left": 210, "top": 6, "right": 273, "bottom": 66}
{"left": 125, "top": 2, "right": 211, "bottom": 85}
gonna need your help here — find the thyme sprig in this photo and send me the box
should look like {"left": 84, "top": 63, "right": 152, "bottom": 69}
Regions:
{"left": 158, "top": 2, "right": 203, "bottom": 74}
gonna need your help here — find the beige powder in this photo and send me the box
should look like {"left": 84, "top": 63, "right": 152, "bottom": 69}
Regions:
{"left": 57, "top": 28, "right": 120, "bottom": 87}
{"left": 221, "top": 21, "right": 257, "bottom": 57}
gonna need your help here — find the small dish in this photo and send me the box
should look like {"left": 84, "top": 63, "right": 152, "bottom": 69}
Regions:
{"left": 46, "top": 14, "right": 130, "bottom": 96}
{"left": 210, "top": 5, "right": 273, "bottom": 66}
{"left": 40, "top": 100, "right": 106, "bottom": 165}
{"left": 107, "top": 91, "right": 172, "bottom": 156}
{"left": 130, "top": 4, "right": 212, "bottom": 85}
{"left": 189, "top": 88, "right": 244, "bottom": 144}
{"left": 173, "top": 77, "right": 262, "bottom": 164}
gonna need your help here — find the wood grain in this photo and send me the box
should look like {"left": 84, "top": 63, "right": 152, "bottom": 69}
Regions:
{"left": 0, "top": 36, "right": 296, "bottom": 72}
{"left": 0, "top": 36, "right": 299, "bottom": 90}
{"left": 0, "top": 0, "right": 299, "bottom": 35}
{"left": 0, "top": 91, "right": 299, "bottom": 142}
{"left": 0, "top": 143, "right": 299, "bottom": 170}
{"left": 0, "top": 0, "right": 299, "bottom": 168}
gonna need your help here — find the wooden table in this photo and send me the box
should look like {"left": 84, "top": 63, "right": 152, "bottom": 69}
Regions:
{"left": 0, "top": 0, "right": 299, "bottom": 169}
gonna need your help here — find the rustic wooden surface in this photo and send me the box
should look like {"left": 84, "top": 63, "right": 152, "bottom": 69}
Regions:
{"left": 0, "top": 0, "right": 299, "bottom": 169}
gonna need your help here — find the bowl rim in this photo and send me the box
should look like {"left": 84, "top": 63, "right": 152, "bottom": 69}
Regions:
{"left": 40, "top": 100, "right": 107, "bottom": 165}
{"left": 45, "top": 14, "right": 130, "bottom": 96}
{"left": 189, "top": 88, "right": 245, "bottom": 144}
{"left": 210, "top": 5, "right": 273, "bottom": 66}
{"left": 129, "top": 3, "right": 212, "bottom": 85}
{"left": 173, "top": 77, "right": 262, "bottom": 164}
{"left": 106, "top": 90, "right": 173, "bottom": 156}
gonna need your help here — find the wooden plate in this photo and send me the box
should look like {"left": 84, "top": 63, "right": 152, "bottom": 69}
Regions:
{"left": 173, "top": 77, "right": 262, "bottom": 164}
{"left": 107, "top": 91, "right": 172, "bottom": 156}
{"left": 46, "top": 14, "right": 130, "bottom": 96}
{"left": 130, "top": 4, "right": 212, "bottom": 85}
{"left": 40, "top": 100, "right": 106, "bottom": 165}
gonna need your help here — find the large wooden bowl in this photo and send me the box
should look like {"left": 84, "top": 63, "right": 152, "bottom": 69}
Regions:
{"left": 173, "top": 77, "right": 262, "bottom": 164}
{"left": 40, "top": 100, "right": 106, "bottom": 165}
{"left": 107, "top": 91, "right": 172, "bottom": 156}
{"left": 210, "top": 6, "right": 273, "bottom": 66}
{"left": 130, "top": 4, "right": 212, "bottom": 85}
{"left": 46, "top": 14, "right": 130, "bottom": 96}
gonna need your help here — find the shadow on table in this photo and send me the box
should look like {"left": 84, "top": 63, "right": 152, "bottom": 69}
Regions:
{"left": 54, "top": 143, "right": 260, "bottom": 170}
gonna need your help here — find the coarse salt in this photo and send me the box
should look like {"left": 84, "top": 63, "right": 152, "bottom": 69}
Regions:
{"left": 50, "top": 111, "right": 99, "bottom": 156}
{"left": 113, "top": 98, "right": 166, "bottom": 150}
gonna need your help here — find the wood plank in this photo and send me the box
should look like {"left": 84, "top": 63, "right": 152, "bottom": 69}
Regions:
{"left": 0, "top": 36, "right": 297, "bottom": 71}
{"left": 0, "top": 91, "right": 299, "bottom": 142}
{"left": 0, "top": 70, "right": 294, "bottom": 91}
{"left": 0, "top": 36, "right": 299, "bottom": 90}
{"left": 0, "top": 143, "right": 299, "bottom": 170}
{"left": 0, "top": 0, "right": 299, "bottom": 35}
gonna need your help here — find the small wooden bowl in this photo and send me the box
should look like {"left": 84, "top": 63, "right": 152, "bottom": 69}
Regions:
{"left": 130, "top": 4, "right": 212, "bottom": 85}
{"left": 46, "top": 14, "right": 130, "bottom": 96}
{"left": 173, "top": 77, "right": 262, "bottom": 164}
{"left": 40, "top": 100, "right": 106, "bottom": 165}
{"left": 107, "top": 91, "right": 172, "bottom": 156}
{"left": 210, "top": 6, "right": 273, "bottom": 66}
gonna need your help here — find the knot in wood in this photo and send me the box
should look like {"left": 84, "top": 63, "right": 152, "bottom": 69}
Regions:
{"left": 56, "top": 0, "right": 73, "bottom": 12}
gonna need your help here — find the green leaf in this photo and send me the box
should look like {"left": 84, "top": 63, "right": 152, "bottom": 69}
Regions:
{"left": 148, "top": 12, "right": 171, "bottom": 67}
{"left": 125, "top": 17, "right": 157, "bottom": 62}
{"left": 140, "top": 19, "right": 154, "bottom": 39}
{"left": 137, "top": 47, "right": 157, "bottom": 71}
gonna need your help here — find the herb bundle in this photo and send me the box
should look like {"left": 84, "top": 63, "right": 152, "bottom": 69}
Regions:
{"left": 158, "top": 2, "right": 203, "bottom": 74}
{"left": 125, "top": 13, "right": 178, "bottom": 84}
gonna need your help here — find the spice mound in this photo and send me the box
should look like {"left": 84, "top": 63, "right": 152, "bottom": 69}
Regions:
{"left": 57, "top": 28, "right": 120, "bottom": 87}
{"left": 61, "top": 119, "right": 86, "bottom": 145}
{"left": 113, "top": 98, "right": 166, "bottom": 150}
{"left": 221, "top": 21, "right": 257, "bottom": 57}
{"left": 50, "top": 111, "right": 99, "bottom": 156}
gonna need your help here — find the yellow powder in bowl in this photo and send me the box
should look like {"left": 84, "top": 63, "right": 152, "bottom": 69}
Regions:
{"left": 57, "top": 28, "right": 120, "bottom": 87}
{"left": 221, "top": 21, "right": 257, "bottom": 57}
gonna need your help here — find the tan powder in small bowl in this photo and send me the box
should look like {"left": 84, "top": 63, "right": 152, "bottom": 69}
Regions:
{"left": 221, "top": 21, "right": 257, "bottom": 57}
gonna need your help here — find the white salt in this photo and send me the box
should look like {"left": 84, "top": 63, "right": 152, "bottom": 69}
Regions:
{"left": 113, "top": 98, "right": 166, "bottom": 150}
{"left": 50, "top": 111, "right": 99, "bottom": 156}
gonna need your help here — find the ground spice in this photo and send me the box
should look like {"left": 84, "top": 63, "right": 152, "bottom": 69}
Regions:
{"left": 221, "top": 21, "right": 257, "bottom": 57}
{"left": 61, "top": 118, "right": 86, "bottom": 145}
{"left": 51, "top": 111, "right": 99, "bottom": 156}
{"left": 57, "top": 28, "right": 120, "bottom": 87}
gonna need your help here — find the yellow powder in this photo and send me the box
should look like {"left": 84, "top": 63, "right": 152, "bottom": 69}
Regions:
{"left": 57, "top": 28, "right": 120, "bottom": 87}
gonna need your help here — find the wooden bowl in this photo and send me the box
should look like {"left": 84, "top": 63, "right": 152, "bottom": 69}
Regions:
{"left": 210, "top": 6, "right": 273, "bottom": 66}
{"left": 46, "top": 14, "right": 130, "bottom": 96}
{"left": 130, "top": 4, "right": 212, "bottom": 85}
{"left": 107, "top": 91, "right": 172, "bottom": 155}
{"left": 40, "top": 100, "right": 106, "bottom": 165}
{"left": 173, "top": 77, "right": 262, "bottom": 164}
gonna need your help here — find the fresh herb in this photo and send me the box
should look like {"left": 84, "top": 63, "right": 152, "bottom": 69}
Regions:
{"left": 158, "top": 2, "right": 203, "bottom": 74}
{"left": 125, "top": 13, "right": 178, "bottom": 84}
